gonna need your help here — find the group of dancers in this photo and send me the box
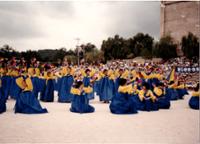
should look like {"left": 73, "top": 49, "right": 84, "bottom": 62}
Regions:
{"left": 0, "top": 57, "right": 199, "bottom": 115}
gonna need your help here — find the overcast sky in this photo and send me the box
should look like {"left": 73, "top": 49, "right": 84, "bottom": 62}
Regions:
{"left": 0, "top": 1, "right": 160, "bottom": 51}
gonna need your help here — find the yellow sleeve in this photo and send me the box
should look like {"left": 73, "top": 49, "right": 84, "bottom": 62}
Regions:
{"left": 43, "top": 71, "right": 48, "bottom": 79}
{"left": 138, "top": 90, "right": 144, "bottom": 101}
{"left": 109, "top": 74, "right": 115, "bottom": 80}
{"left": 175, "top": 84, "right": 185, "bottom": 89}
{"left": 16, "top": 77, "right": 26, "bottom": 90}
{"left": 24, "top": 77, "right": 33, "bottom": 91}
{"left": 83, "top": 87, "right": 93, "bottom": 94}
{"left": 118, "top": 85, "right": 133, "bottom": 94}
{"left": 121, "top": 70, "right": 129, "bottom": 79}
{"left": 153, "top": 87, "right": 163, "bottom": 97}
{"left": 35, "top": 68, "right": 40, "bottom": 77}
{"left": 62, "top": 67, "right": 68, "bottom": 76}
{"left": 114, "top": 70, "right": 119, "bottom": 78}
{"left": 90, "top": 69, "right": 96, "bottom": 77}
{"left": 80, "top": 69, "right": 86, "bottom": 77}
{"left": 99, "top": 72, "right": 105, "bottom": 79}
{"left": 70, "top": 88, "right": 81, "bottom": 95}
{"left": 141, "top": 71, "right": 148, "bottom": 79}
{"left": 156, "top": 74, "right": 163, "bottom": 80}
{"left": 192, "top": 91, "right": 200, "bottom": 97}
{"left": 147, "top": 90, "right": 156, "bottom": 101}
{"left": 70, "top": 67, "right": 75, "bottom": 76}
{"left": 169, "top": 83, "right": 176, "bottom": 89}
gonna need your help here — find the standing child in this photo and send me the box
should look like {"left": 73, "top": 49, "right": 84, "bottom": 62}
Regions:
{"left": 0, "top": 77, "right": 6, "bottom": 113}
{"left": 40, "top": 71, "right": 55, "bottom": 102}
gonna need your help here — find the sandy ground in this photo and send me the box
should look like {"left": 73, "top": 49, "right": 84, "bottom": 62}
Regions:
{"left": 0, "top": 92, "right": 199, "bottom": 144}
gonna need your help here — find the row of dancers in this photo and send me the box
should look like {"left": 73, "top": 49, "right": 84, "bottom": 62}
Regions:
{"left": 0, "top": 64, "right": 199, "bottom": 114}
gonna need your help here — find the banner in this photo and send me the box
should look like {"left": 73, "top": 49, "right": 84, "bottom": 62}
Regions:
{"left": 176, "top": 67, "right": 199, "bottom": 73}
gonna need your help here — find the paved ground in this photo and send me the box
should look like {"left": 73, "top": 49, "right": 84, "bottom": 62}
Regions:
{"left": 0, "top": 92, "right": 199, "bottom": 144}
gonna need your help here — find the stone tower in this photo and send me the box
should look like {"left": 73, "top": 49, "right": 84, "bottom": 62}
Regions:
{"left": 160, "top": 1, "right": 200, "bottom": 55}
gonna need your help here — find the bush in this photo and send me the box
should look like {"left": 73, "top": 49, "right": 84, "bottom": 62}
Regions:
{"left": 181, "top": 32, "right": 199, "bottom": 59}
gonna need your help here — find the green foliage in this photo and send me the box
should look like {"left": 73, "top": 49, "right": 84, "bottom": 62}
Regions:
{"left": 101, "top": 33, "right": 154, "bottom": 61}
{"left": 1, "top": 32, "right": 198, "bottom": 63}
{"left": 84, "top": 48, "right": 104, "bottom": 63}
{"left": 181, "top": 32, "right": 199, "bottom": 58}
{"left": 153, "top": 35, "right": 177, "bottom": 60}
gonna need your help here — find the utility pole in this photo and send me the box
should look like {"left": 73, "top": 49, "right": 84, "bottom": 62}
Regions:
{"left": 75, "top": 38, "right": 80, "bottom": 66}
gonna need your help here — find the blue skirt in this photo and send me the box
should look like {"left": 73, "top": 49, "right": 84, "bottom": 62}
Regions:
{"left": 189, "top": 96, "right": 199, "bottom": 110}
{"left": 9, "top": 77, "right": 21, "bottom": 99}
{"left": 31, "top": 77, "right": 40, "bottom": 98}
{"left": 157, "top": 96, "right": 170, "bottom": 109}
{"left": 15, "top": 91, "right": 48, "bottom": 114}
{"left": 99, "top": 77, "right": 115, "bottom": 101}
{"left": 166, "top": 88, "right": 179, "bottom": 101}
{"left": 40, "top": 79, "right": 54, "bottom": 102}
{"left": 58, "top": 75, "right": 74, "bottom": 103}
{"left": 37, "top": 78, "right": 46, "bottom": 93}
{"left": 53, "top": 78, "right": 61, "bottom": 91}
{"left": 130, "top": 94, "right": 143, "bottom": 110}
{"left": 0, "top": 90, "right": 6, "bottom": 114}
{"left": 83, "top": 77, "right": 94, "bottom": 100}
{"left": 94, "top": 80, "right": 100, "bottom": 96}
{"left": 177, "top": 89, "right": 188, "bottom": 99}
{"left": 110, "top": 92, "right": 138, "bottom": 114}
{"left": 137, "top": 97, "right": 159, "bottom": 112}
{"left": 70, "top": 94, "right": 95, "bottom": 113}
{"left": 0, "top": 76, "right": 11, "bottom": 100}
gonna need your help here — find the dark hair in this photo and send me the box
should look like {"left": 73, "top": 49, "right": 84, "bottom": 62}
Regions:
{"left": 169, "top": 81, "right": 174, "bottom": 85}
{"left": 119, "top": 78, "right": 127, "bottom": 86}
{"left": 74, "top": 81, "right": 83, "bottom": 88}
{"left": 194, "top": 83, "right": 199, "bottom": 91}
{"left": 158, "top": 82, "right": 165, "bottom": 87}
{"left": 85, "top": 69, "right": 90, "bottom": 73}
{"left": 103, "top": 69, "right": 108, "bottom": 73}
{"left": 143, "top": 82, "right": 150, "bottom": 90}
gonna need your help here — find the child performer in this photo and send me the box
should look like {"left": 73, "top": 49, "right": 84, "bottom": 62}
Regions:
{"left": 70, "top": 80, "right": 95, "bottom": 114}
{"left": 40, "top": 71, "right": 55, "bottom": 102}
{"left": 15, "top": 76, "right": 48, "bottom": 114}
{"left": 109, "top": 78, "right": 138, "bottom": 114}
{"left": 189, "top": 83, "right": 199, "bottom": 110}
{"left": 138, "top": 82, "right": 159, "bottom": 111}
{"left": 153, "top": 82, "right": 170, "bottom": 109}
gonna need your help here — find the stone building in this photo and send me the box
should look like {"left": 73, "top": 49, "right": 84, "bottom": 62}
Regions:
{"left": 160, "top": 1, "right": 200, "bottom": 55}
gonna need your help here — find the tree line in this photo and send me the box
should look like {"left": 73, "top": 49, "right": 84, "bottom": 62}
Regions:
{"left": 0, "top": 32, "right": 199, "bottom": 64}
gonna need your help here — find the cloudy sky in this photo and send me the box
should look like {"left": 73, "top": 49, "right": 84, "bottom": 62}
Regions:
{"left": 0, "top": 1, "right": 160, "bottom": 51}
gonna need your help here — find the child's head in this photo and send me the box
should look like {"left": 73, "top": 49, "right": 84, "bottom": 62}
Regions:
{"left": 142, "top": 82, "right": 150, "bottom": 91}
{"left": 118, "top": 69, "right": 123, "bottom": 75}
{"left": 103, "top": 69, "right": 108, "bottom": 75}
{"left": 47, "top": 71, "right": 51, "bottom": 77}
{"left": 74, "top": 81, "right": 83, "bottom": 89}
{"left": 169, "top": 81, "right": 174, "bottom": 85}
{"left": 85, "top": 69, "right": 90, "bottom": 75}
{"left": 194, "top": 83, "right": 199, "bottom": 91}
{"left": 119, "top": 78, "right": 127, "bottom": 86}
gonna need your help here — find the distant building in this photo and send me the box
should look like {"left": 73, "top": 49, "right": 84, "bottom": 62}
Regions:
{"left": 160, "top": 1, "right": 200, "bottom": 55}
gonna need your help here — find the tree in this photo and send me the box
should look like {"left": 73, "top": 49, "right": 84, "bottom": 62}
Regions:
{"left": 153, "top": 35, "right": 177, "bottom": 60}
{"left": 181, "top": 32, "right": 199, "bottom": 58}
{"left": 101, "top": 34, "right": 129, "bottom": 61}
{"left": 81, "top": 43, "right": 96, "bottom": 53}
{"left": 128, "top": 33, "right": 154, "bottom": 58}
